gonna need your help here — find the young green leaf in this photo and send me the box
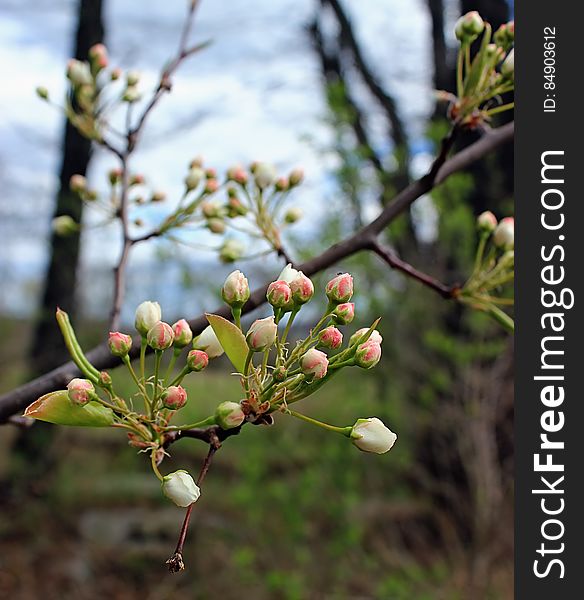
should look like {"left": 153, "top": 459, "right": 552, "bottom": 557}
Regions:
{"left": 206, "top": 313, "right": 249, "bottom": 373}
{"left": 23, "top": 390, "right": 115, "bottom": 427}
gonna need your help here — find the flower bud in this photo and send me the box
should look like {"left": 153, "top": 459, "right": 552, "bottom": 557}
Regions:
{"left": 36, "top": 86, "right": 49, "bottom": 100}
{"left": 146, "top": 321, "right": 175, "bottom": 350}
{"left": 108, "top": 331, "right": 132, "bottom": 357}
{"left": 349, "top": 328, "right": 383, "bottom": 347}
{"left": 207, "top": 218, "right": 226, "bottom": 234}
{"left": 162, "top": 385, "right": 188, "bottom": 410}
{"left": 222, "top": 270, "right": 250, "bottom": 308}
{"left": 201, "top": 201, "right": 222, "bottom": 218}
{"left": 185, "top": 167, "right": 204, "bottom": 191}
{"left": 289, "top": 271, "right": 314, "bottom": 305}
{"left": 275, "top": 177, "right": 289, "bottom": 192}
{"left": 108, "top": 168, "right": 122, "bottom": 185}
{"left": 135, "top": 301, "right": 162, "bottom": 336}
{"left": 246, "top": 316, "right": 278, "bottom": 352}
{"left": 67, "top": 59, "right": 92, "bottom": 86}
{"left": 454, "top": 11, "right": 485, "bottom": 42}
{"left": 162, "top": 470, "right": 201, "bottom": 507}
{"left": 325, "top": 273, "right": 354, "bottom": 304}
{"left": 190, "top": 156, "right": 204, "bottom": 169}
{"left": 494, "top": 21, "right": 514, "bottom": 51}
{"left": 204, "top": 179, "right": 219, "bottom": 194}
{"left": 226, "top": 197, "right": 248, "bottom": 217}
{"left": 126, "top": 70, "right": 140, "bottom": 86}
{"left": 52, "top": 215, "right": 78, "bottom": 237}
{"left": 193, "top": 326, "right": 224, "bottom": 358}
{"left": 227, "top": 165, "right": 248, "bottom": 185}
{"left": 253, "top": 162, "right": 277, "bottom": 189}
{"left": 151, "top": 191, "right": 166, "bottom": 203}
{"left": 273, "top": 366, "right": 287, "bottom": 382}
{"left": 355, "top": 341, "right": 382, "bottom": 369}
{"left": 284, "top": 207, "right": 303, "bottom": 224}
{"left": 332, "top": 302, "right": 355, "bottom": 325}
{"left": 278, "top": 263, "right": 300, "bottom": 284}
{"left": 288, "top": 168, "right": 304, "bottom": 187}
{"left": 122, "top": 85, "right": 141, "bottom": 103}
{"left": 172, "top": 319, "right": 193, "bottom": 348}
{"left": 219, "top": 239, "right": 245, "bottom": 263}
{"left": 266, "top": 280, "right": 292, "bottom": 309}
{"left": 215, "top": 401, "right": 245, "bottom": 430}
{"left": 300, "top": 348, "right": 329, "bottom": 379}
{"left": 187, "top": 349, "right": 209, "bottom": 371}
{"left": 501, "top": 49, "right": 514, "bottom": 79}
{"left": 99, "top": 371, "right": 112, "bottom": 386}
{"left": 493, "top": 216, "right": 514, "bottom": 249}
{"left": 88, "top": 43, "right": 108, "bottom": 70}
{"left": 477, "top": 210, "right": 497, "bottom": 233}
{"left": 318, "top": 326, "right": 343, "bottom": 350}
{"left": 130, "top": 173, "right": 145, "bottom": 186}
{"left": 110, "top": 68, "right": 122, "bottom": 81}
{"left": 67, "top": 378, "right": 95, "bottom": 406}
{"left": 350, "top": 417, "right": 397, "bottom": 454}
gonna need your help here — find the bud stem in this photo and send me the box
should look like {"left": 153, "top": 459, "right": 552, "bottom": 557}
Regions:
{"left": 151, "top": 350, "right": 163, "bottom": 417}
{"left": 164, "top": 348, "right": 182, "bottom": 383}
{"left": 163, "top": 415, "right": 216, "bottom": 431}
{"left": 151, "top": 447, "right": 164, "bottom": 482}
{"left": 284, "top": 409, "right": 352, "bottom": 436}
{"left": 140, "top": 337, "right": 147, "bottom": 381}
{"left": 122, "top": 355, "right": 150, "bottom": 407}
{"left": 232, "top": 307, "right": 242, "bottom": 330}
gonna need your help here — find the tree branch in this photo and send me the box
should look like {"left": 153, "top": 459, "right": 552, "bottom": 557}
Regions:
{"left": 0, "top": 122, "right": 513, "bottom": 422}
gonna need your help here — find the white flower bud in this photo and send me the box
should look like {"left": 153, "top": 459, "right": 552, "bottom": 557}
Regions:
{"left": 134, "top": 301, "right": 162, "bottom": 336}
{"left": 278, "top": 263, "right": 300, "bottom": 284}
{"left": 253, "top": 163, "right": 277, "bottom": 189}
{"left": 493, "top": 217, "right": 514, "bottom": 249}
{"left": 215, "top": 401, "right": 246, "bottom": 430}
{"left": 501, "top": 49, "right": 514, "bottom": 79}
{"left": 351, "top": 417, "right": 397, "bottom": 454}
{"left": 162, "top": 470, "right": 201, "bottom": 507}
{"left": 193, "top": 325, "right": 224, "bottom": 358}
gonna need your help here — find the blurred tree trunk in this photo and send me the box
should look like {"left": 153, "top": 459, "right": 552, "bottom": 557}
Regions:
{"left": 12, "top": 0, "right": 104, "bottom": 491}
{"left": 30, "top": 0, "right": 104, "bottom": 376}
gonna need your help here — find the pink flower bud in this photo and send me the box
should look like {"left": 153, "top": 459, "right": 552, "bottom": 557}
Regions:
{"left": 88, "top": 44, "right": 108, "bottom": 69}
{"left": 99, "top": 371, "right": 112, "bottom": 386}
{"left": 300, "top": 348, "right": 329, "bottom": 379}
{"left": 69, "top": 174, "right": 87, "bottom": 193}
{"left": 205, "top": 179, "right": 219, "bottom": 194}
{"left": 289, "top": 271, "right": 314, "bottom": 305}
{"left": 325, "top": 273, "right": 354, "bottom": 304}
{"left": 215, "top": 401, "right": 245, "bottom": 430}
{"left": 349, "top": 328, "right": 382, "bottom": 347}
{"left": 266, "top": 280, "right": 292, "bottom": 309}
{"left": 146, "top": 321, "right": 175, "bottom": 351}
{"left": 289, "top": 168, "right": 304, "bottom": 187}
{"left": 275, "top": 177, "right": 289, "bottom": 192}
{"left": 227, "top": 165, "right": 248, "bottom": 185}
{"left": 477, "top": 211, "right": 497, "bottom": 232}
{"left": 108, "top": 331, "right": 132, "bottom": 357}
{"left": 135, "top": 301, "right": 162, "bottom": 336}
{"left": 246, "top": 316, "right": 278, "bottom": 352}
{"left": 172, "top": 319, "right": 193, "bottom": 348}
{"left": 318, "top": 326, "right": 343, "bottom": 350}
{"left": 67, "top": 378, "right": 95, "bottom": 406}
{"left": 108, "top": 168, "right": 122, "bottom": 185}
{"left": 110, "top": 68, "right": 122, "bottom": 81}
{"left": 355, "top": 341, "right": 382, "bottom": 369}
{"left": 130, "top": 173, "right": 144, "bottom": 186}
{"left": 222, "top": 270, "right": 250, "bottom": 308}
{"left": 333, "top": 302, "right": 355, "bottom": 325}
{"left": 454, "top": 11, "right": 485, "bottom": 42}
{"left": 493, "top": 216, "right": 514, "bottom": 249}
{"left": 162, "top": 385, "right": 188, "bottom": 410}
{"left": 187, "top": 349, "right": 209, "bottom": 372}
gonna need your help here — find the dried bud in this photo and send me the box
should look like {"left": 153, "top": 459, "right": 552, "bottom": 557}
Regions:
{"left": 193, "top": 326, "right": 224, "bottom": 358}
{"left": 172, "top": 319, "right": 193, "bottom": 348}
{"left": 325, "top": 273, "right": 354, "bottom": 304}
{"left": 253, "top": 162, "right": 277, "bottom": 189}
{"left": 350, "top": 417, "right": 397, "bottom": 454}
{"left": 273, "top": 366, "right": 287, "bottom": 382}
{"left": 146, "top": 321, "right": 175, "bottom": 350}
{"left": 318, "top": 326, "right": 343, "bottom": 350}
{"left": 493, "top": 216, "right": 514, "bottom": 249}
{"left": 266, "top": 280, "right": 292, "bottom": 309}
{"left": 288, "top": 168, "right": 304, "bottom": 187}
{"left": 162, "top": 385, "right": 188, "bottom": 410}
{"left": 355, "top": 338, "right": 382, "bottom": 369}
{"left": 126, "top": 70, "right": 140, "bottom": 86}
{"left": 108, "top": 331, "right": 132, "bottom": 357}
{"left": 300, "top": 348, "right": 329, "bottom": 379}
{"left": 332, "top": 302, "right": 355, "bottom": 325}
{"left": 151, "top": 191, "right": 166, "bottom": 203}
{"left": 284, "top": 207, "right": 303, "bottom": 224}
{"left": 501, "top": 49, "right": 514, "bottom": 79}
{"left": 477, "top": 210, "right": 498, "bottom": 232}
{"left": 69, "top": 174, "right": 87, "bottom": 194}
{"left": 185, "top": 167, "right": 205, "bottom": 191}
{"left": 135, "top": 301, "right": 162, "bottom": 336}
{"left": 222, "top": 270, "right": 250, "bottom": 308}
{"left": 52, "top": 215, "right": 78, "bottom": 237}
{"left": 67, "top": 378, "right": 95, "bottom": 406}
{"left": 36, "top": 86, "right": 49, "bottom": 100}
{"left": 246, "top": 316, "right": 278, "bottom": 352}
{"left": 289, "top": 271, "right": 314, "bottom": 305}
{"left": 349, "top": 328, "right": 382, "bottom": 347}
{"left": 215, "top": 401, "right": 245, "bottom": 430}
{"left": 454, "top": 11, "right": 485, "bottom": 43}
{"left": 219, "top": 239, "right": 245, "bottom": 263}
{"left": 67, "top": 59, "right": 92, "bottom": 86}
{"left": 162, "top": 470, "right": 200, "bottom": 507}
{"left": 187, "top": 349, "right": 209, "bottom": 371}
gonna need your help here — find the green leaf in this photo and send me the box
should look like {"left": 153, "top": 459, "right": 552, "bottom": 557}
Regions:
{"left": 23, "top": 390, "right": 115, "bottom": 427}
{"left": 206, "top": 313, "right": 249, "bottom": 373}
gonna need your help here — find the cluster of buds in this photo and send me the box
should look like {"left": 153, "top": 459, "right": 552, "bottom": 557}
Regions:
{"left": 458, "top": 211, "right": 515, "bottom": 331}
{"left": 445, "top": 12, "right": 514, "bottom": 129}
